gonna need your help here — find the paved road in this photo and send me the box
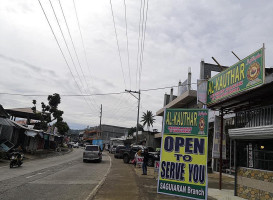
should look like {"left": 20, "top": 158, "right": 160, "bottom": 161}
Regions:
{"left": 0, "top": 149, "right": 111, "bottom": 200}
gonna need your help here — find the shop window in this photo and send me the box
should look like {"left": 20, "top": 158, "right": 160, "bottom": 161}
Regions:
{"left": 237, "top": 140, "right": 273, "bottom": 171}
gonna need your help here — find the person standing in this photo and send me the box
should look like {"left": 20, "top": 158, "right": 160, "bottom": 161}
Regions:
{"left": 142, "top": 148, "right": 149, "bottom": 175}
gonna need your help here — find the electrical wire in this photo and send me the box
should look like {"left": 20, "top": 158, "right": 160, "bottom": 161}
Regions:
{"left": 136, "top": 0, "right": 143, "bottom": 90}
{"left": 123, "top": 0, "right": 131, "bottom": 89}
{"left": 0, "top": 83, "right": 198, "bottom": 97}
{"left": 38, "top": 0, "right": 98, "bottom": 113}
{"left": 58, "top": 0, "right": 99, "bottom": 108}
{"left": 72, "top": 0, "right": 94, "bottom": 86}
{"left": 109, "top": 0, "right": 127, "bottom": 89}
{"left": 49, "top": 0, "right": 99, "bottom": 112}
{"left": 138, "top": 0, "right": 149, "bottom": 90}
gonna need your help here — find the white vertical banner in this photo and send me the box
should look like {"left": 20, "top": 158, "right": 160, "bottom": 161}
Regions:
{"left": 212, "top": 116, "right": 226, "bottom": 159}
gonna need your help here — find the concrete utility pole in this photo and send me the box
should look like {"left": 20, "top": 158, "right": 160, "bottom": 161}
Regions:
{"left": 99, "top": 104, "right": 102, "bottom": 138}
{"left": 125, "top": 89, "right": 140, "bottom": 144}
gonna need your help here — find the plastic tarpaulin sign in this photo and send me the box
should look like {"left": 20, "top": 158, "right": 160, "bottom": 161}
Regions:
{"left": 157, "top": 108, "right": 208, "bottom": 200}
{"left": 92, "top": 139, "right": 103, "bottom": 150}
{"left": 207, "top": 48, "right": 265, "bottom": 106}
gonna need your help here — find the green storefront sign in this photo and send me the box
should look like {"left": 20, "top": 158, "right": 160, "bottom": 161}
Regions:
{"left": 164, "top": 109, "right": 208, "bottom": 136}
{"left": 207, "top": 48, "right": 264, "bottom": 106}
{"left": 158, "top": 109, "right": 208, "bottom": 199}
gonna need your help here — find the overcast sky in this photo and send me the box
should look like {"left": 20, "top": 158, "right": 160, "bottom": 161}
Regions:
{"left": 1, "top": 0, "right": 273, "bottom": 131}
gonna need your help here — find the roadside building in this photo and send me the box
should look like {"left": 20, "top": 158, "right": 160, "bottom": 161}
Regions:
{"left": 2, "top": 106, "right": 62, "bottom": 152}
{"left": 206, "top": 47, "right": 273, "bottom": 199}
{"left": 88, "top": 124, "right": 129, "bottom": 144}
{"left": 156, "top": 70, "right": 202, "bottom": 150}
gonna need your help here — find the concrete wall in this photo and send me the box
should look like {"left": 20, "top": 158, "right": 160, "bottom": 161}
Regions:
{"left": 237, "top": 167, "right": 273, "bottom": 199}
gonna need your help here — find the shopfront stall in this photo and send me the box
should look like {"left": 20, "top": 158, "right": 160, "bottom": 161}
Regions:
{"left": 206, "top": 46, "right": 273, "bottom": 198}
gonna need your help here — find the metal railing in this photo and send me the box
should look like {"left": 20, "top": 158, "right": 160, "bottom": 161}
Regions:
{"left": 235, "top": 105, "right": 273, "bottom": 128}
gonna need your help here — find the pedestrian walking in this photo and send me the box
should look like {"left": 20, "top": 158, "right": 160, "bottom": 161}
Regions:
{"left": 142, "top": 148, "right": 149, "bottom": 175}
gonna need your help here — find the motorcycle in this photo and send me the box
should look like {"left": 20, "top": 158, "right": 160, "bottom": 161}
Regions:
{"left": 9, "top": 151, "right": 24, "bottom": 168}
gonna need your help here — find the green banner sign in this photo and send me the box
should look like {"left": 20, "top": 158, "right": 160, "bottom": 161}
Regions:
{"left": 158, "top": 109, "right": 208, "bottom": 200}
{"left": 164, "top": 109, "right": 208, "bottom": 136}
{"left": 207, "top": 48, "right": 264, "bottom": 106}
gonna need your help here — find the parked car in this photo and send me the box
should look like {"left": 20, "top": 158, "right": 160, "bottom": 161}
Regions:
{"left": 122, "top": 145, "right": 160, "bottom": 167}
{"left": 109, "top": 145, "right": 117, "bottom": 154}
{"left": 72, "top": 142, "right": 79, "bottom": 148}
{"left": 114, "top": 145, "right": 126, "bottom": 159}
{"left": 83, "top": 145, "right": 102, "bottom": 162}
{"left": 146, "top": 151, "right": 160, "bottom": 167}
{"left": 122, "top": 145, "right": 144, "bottom": 164}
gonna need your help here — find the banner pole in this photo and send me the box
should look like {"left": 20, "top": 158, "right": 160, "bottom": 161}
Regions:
{"left": 219, "top": 108, "right": 224, "bottom": 190}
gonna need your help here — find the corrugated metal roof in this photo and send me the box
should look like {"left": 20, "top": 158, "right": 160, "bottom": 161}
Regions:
{"left": 229, "top": 125, "right": 273, "bottom": 139}
{"left": 5, "top": 107, "right": 37, "bottom": 114}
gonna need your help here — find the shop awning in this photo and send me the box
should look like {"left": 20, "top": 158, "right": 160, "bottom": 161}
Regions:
{"left": 229, "top": 125, "right": 273, "bottom": 139}
{"left": 25, "top": 130, "right": 38, "bottom": 137}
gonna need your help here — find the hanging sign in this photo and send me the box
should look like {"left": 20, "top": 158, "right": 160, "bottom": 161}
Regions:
{"left": 212, "top": 116, "right": 226, "bottom": 159}
{"left": 157, "top": 108, "right": 208, "bottom": 200}
{"left": 207, "top": 48, "right": 265, "bottom": 106}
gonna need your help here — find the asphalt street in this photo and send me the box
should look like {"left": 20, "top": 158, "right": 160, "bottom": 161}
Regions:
{"left": 0, "top": 148, "right": 111, "bottom": 200}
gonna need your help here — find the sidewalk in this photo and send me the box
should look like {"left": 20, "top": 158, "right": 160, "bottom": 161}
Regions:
{"left": 92, "top": 152, "right": 245, "bottom": 200}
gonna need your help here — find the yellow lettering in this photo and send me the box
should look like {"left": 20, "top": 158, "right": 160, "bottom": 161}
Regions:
{"left": 173, "top": 112, "right": 177, "bottom": 125}
{"left": 230, "top": 68, "right": 235, "bottom": 84}
{"left": 227, "top": 70, "right": 231, "bottom": 86}
{"left": 187, "top": 112, "right": 191, "bottom": 125}
{"left": 194, "top": 112, "right": 197, "bottom": 126}
{"left": 235, "top": 66, "right": 240, "bottom": 82}
{"left": 208, "top": 81, "right": 214, "bottom": 95}
{"left": 215, "top": 77, "right": 219, "bottom": 92}
{"left": 219, "top": 75, "right": 223, "bottom": 90}
{"left": 240, "top": 63, "right": 245, "bottom": 80}
{"left": 166, "top": 112, "right": 171, "bottom": 125}
{"left": 223, "top": 73, "right": 227, "bottom": 88}
{"left": 190, "top": 112, "right": 194, "bottom": 126}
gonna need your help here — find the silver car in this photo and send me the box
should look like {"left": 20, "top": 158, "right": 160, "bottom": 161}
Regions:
{"left": 83, "top": 145, "right": 102, "bottom": 162}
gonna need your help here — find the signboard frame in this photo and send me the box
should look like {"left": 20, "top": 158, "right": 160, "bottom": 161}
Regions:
{"left": 157, "top": 108, "right": 208, "bottom": 200}
{"left": 207, "top": 47, "right": 265, "bottom": 106}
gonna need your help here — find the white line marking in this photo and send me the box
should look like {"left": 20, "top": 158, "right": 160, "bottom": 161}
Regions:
{"left": 84, "top": 154, "right": 112, "bottom": 200}
{"left": 26, "top": 172, "right": 44, "bottom": 178}
{"left": 26, "top": 174, "right": 37, "bottom": 179}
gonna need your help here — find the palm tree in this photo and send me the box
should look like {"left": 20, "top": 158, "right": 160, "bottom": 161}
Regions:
{"left": 141, "top": 110, "right": 155, "bottom": 132}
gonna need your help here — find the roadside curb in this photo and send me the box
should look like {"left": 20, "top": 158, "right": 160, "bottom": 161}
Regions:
{"left": 87, "top": 154, "right": 112, "bottom": 200}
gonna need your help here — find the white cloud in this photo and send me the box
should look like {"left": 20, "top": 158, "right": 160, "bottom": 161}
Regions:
{"left": 1, "top": 0, "right": 273, "bottom": 131}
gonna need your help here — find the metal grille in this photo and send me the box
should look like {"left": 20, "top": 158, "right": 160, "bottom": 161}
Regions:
{"left": 235, "top": 105, "right": 273, "bottom": 128}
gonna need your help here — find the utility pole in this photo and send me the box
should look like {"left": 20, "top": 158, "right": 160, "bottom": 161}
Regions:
{"left": 99, "top": 104, "right": 102, "bottom": 138}
{"left": 125, "top": 89, "right": 140, "bottom": 144}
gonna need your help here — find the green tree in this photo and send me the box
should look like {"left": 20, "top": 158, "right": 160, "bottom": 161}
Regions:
{"left": 31, "top": 93, "right": 69, "bottom": 135}
{"left": 141, "top": 110, "right": 155, "bottom": 132}
{"left": 128, "top": 124, "right": 144, "bottom": 136}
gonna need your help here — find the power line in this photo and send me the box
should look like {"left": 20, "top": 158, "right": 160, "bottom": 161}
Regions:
{"left": 138, "top": 0, "right": 149, "bottom": 90}
{"left": 37, "top": 0, "right": 80, "bottom": 93}
{"left": 136, "top": 0, "right": 143, "bottom": 90}
{"left": 72, "top": 0, "right": 94, "bottom": 86}
{"left": 123, "top": 0, "right": 131, "bottom": 89}
{"left": 109, "top": 0, "right": 127, "bottom": 89}
{"left": 58, "top": 0, "right": 99, "bottom": 108}
{"left": 0, "top": 83, "right": 198, "bottom": 97}
{"left": 49, "top": 0, "right": 99, "bottom": 112}
{"left": 38, "top": 0, "right": 98, "bottom": 113}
